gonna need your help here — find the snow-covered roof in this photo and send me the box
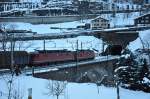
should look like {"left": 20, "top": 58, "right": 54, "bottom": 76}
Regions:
{"left": 91, "top": 16, "right": 109, "bottom": 22}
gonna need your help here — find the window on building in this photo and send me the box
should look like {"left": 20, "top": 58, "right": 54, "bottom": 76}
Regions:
{"left": 138, "top": 20, "right": 140, "bottom": 23}
{"left": 145, "top": 16, "right": 149, "bottom": 19}
{"left": 141, "top": 20, "right": 144, "bottom": 23}
{"left": 146, "top": 20, "right": 149, "bottom": 23}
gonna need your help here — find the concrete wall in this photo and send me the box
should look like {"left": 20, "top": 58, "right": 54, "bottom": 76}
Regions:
{"left": 34, "top": 59, "right": 118, "bottom": 85}
{"left": 74, "top": 59, "right": 117, "bottom": 85}
{"left": 0, "top": 15, "right": 96, "bottom": 24}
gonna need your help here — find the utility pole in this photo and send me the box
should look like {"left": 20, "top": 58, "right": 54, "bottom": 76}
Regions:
{"left": 102, "top": 40, "right": 105, "bottom": 53}
{"left": 28, "top": 88, "right": 32, "bottom": 99}
{"left": 116, "top": 81, "right": 120, "bottom": 99}
{"left": 43, "top": 39, "right": 46, "bottom": 50}
{"left": 115, "top": 71, "right": 120, "bottom": 99}
{"left": 81, "top": 42, "right": 83, "bottom": 50}
{"left": 76, "top": 40, "right": 79, "bottom": 74}
{"left": 10, "top": 34, "right": 15, "bottom": 73}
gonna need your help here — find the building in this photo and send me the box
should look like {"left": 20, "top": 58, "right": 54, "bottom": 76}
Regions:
{"left": 0, "top": 0, "right": 20, "bottom": 2}
{"left": 144, "top": 0, "right": 150, "bottom": 4}
{"left": 134, "top": 13, "right": 150, "bottom": 26}
{"left": 0, "top": 1, "right": 39, "bottom": 12}
{"left": 91, "top": 16, "right": 110, "bottom": 30}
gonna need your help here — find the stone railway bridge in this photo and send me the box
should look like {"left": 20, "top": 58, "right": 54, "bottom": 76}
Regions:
{"left": 34, "top": 57, "right": 118, "bottom": 85}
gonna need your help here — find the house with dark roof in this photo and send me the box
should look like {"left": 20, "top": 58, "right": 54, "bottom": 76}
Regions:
{"left": 134, "top": 13, "right": 150, "bottom": 26}
{"left": 91, "top": 16, "right": 110, "bottom": 30}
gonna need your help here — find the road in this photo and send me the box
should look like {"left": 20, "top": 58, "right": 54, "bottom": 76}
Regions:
{"left": 1, "top": 26, "right": 150, "bottom": 42}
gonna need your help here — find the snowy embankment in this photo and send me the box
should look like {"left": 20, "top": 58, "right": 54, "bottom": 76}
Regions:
{"left": 12, "top": 20, "right": 88, "bottom": 34}
{"left": 0, "top": 74, "right": 150, "bottom": 99}
{"left": 129, "top": 29, "right": 150, "bottom": 51}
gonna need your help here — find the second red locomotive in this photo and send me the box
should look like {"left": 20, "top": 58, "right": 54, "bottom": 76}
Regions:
{"left": 29, "top": 49, "right": 95, "bottom": 66}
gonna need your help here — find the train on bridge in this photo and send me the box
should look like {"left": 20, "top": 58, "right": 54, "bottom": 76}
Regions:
{"left": 0, "top": 49, "right": 95, "bottom": 69}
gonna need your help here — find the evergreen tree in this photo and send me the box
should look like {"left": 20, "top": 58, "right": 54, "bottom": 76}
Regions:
{"left": 140, "top": 59, "right": 149, "bottom": 78}
{"left": 116, "top": 55, "right": 150, "bottom": 92}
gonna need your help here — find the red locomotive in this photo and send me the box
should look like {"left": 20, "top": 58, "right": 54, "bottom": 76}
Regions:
{"left": 29, "top": 49, "right": 95, "bottom": 66}
{"left": 0, "top": 49, "right": 95, "bottom": 69}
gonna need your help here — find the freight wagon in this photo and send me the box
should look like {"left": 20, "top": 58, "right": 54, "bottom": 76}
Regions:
{"left": 0, "top": 51, "right": 29, "bottom": 69}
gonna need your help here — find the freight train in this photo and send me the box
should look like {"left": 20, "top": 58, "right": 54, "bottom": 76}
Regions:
{"left": 0, "top": 50, "right": 95, "bottom": 69}
{"left": 0, "top": 51, "right": 29, "bottom": 69}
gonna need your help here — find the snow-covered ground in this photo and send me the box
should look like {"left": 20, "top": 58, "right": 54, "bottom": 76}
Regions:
{"left": 0, "top": 74, "right": 150, "bottom": 99}
{"left": 13, "top": 36, "right": 102, "bottom": 52}
{"left": 10, "top": 20, "right": 88, "bottom": 34}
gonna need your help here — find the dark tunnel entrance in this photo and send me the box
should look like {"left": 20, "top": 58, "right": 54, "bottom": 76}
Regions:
{"left": 104, "top": 45, "right": 123, "bottom": 55}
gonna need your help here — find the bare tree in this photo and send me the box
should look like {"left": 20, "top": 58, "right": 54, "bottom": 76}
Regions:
{"left": 0, "top": 23, "right": 8, "bottom": 51}
{"left": 0, "top": 23, "right": 25, "bottom": 99}
{"left": 12, "top": 86, "right": 24, "bottom": 99}
{"left": 0, "top": 73, "right": 24, "bottom": 99}
{"left": 45, "top": 80, "right": 67, "bottom": 99}
{"left": 15, "top": 41, "right": 34, "bottom": 51}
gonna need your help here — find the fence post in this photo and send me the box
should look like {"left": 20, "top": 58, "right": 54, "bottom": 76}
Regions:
{"left": 32, "top": 66, "right": 34, "bottom": 76}
{"left": 28, "top": 88, "right": 32, "bottom": 99}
